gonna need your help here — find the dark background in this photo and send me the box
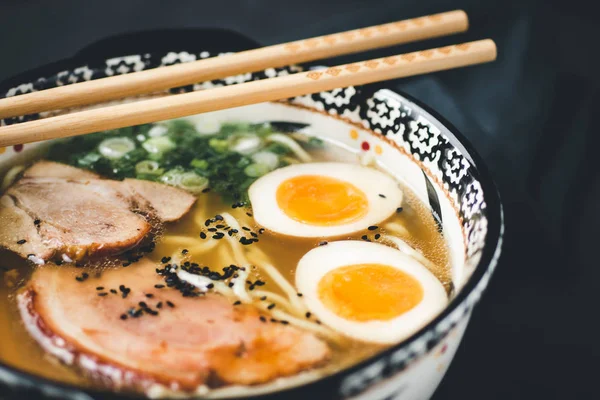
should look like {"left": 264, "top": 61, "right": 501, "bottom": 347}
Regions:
{"left": 0, "top": 0, "right": 596, "bottom": 398}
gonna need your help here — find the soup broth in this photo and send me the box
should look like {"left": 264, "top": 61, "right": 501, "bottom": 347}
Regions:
{"left": 0, "top": 118, "right": 451, "bottom": 396}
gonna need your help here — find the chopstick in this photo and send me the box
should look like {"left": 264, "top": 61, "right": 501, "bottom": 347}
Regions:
{"left": 0, "top": 10, "right": 468, "bottom": 120}
{"left": 0, "top": 39, "right": 496, "bottom": 148}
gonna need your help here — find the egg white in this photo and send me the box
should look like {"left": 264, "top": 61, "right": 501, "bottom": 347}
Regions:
{"left": 248, "top": 162, "right": 403, "bottom": 238}
{"left": 296, "top": 241, "right": 448, "bottom": 344}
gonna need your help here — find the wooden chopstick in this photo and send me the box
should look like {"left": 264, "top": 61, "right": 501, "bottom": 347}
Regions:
{"left": 0, "top": 39, "right": 496, "bottom": 148}
{"left": 0, "top": 10, "right": 468, "bottom": 120}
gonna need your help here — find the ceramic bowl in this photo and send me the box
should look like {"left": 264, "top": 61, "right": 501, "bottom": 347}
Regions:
{"left": 0, "top": 29, "right": 503, "bottom": 400}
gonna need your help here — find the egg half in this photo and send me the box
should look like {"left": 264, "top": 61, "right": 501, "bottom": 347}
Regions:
{"left": 296, "top": 241, "right": 447, "bottom": 344}
{"left": 248, "top": 162, "right": 403, "bottom": 238}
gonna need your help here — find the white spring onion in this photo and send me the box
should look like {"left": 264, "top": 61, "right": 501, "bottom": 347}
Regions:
{"left": 135, "top": 160, "right": 164, "bottom": 177}
{"left": 266, "top": 133, "right": 312, "bottom": 162}
{"left": 142, "top": 136, "right": 176, "bottom": 156}
{"left": 98, "top": 137, "right": 136, "bottom": 159}
{"left": 229, "top": 135, "right": 262, "bottom": 155}
{"left": 194, "top": 119, "right": 221, "bottom": 135}
{"left": 251, "top": 151, "right": 279, "bottom": 170}
{"left": 147, "top": 124, "right": 168, "bottom": 138}
{"left": 160, "top": 170, "right": 209, "bottom": 195}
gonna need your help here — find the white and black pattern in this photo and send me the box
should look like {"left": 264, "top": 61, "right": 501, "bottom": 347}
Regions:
{"left": 0, "top": 45, "right": 503, "bottom": 400}
{"left": 0, "top": 47, "right": 491, "bottom": 293}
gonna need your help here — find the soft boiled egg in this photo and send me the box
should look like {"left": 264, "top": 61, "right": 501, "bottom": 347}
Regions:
{"left": 296, "top": 241, "right": 447, "bottom": 344}
{"left": 248, "top": 162, "right": 403, "bottom": 238}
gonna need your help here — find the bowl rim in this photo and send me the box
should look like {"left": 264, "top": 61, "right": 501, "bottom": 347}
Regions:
{"left": 0, "top": 28, "right": 504, "bottom": 399}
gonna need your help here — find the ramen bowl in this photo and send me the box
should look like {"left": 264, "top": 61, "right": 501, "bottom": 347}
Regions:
{"left": 0, "top": 29, "right": 502, "bottom": 400}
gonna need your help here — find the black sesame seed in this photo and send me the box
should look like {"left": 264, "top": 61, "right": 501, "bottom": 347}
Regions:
{"left": 242, "top": 227, "right": 251, "bottom": 231}
{"left": 154, "top": 284, "right": 165, "bottom": 289}
{"left": 306, "top": 312, "right": 312, "bottom": 318}
{"left": 297, "top": 293, "right": 303, "bottom": 297}
{"left": 250, "top": 232, "right": 258, "bottom": 238}
{"left": 207, "top": 283, "right": 215, "bottom": 289}
{"left": 98, "top": 293, "right": 108, "bottom": 297}
{"left": 246, "top": 212, "right": 253, "bottom": 217}
{"left": 258, "top": 228, "right": 265, "bottom": 234}
{"left": 318, "top": 241, "right": 328, "bottom": 246}
{"left": 145, "top": 293, "right": 154, "bottom": 299}
{"left": 120, "top": 314, "right": 128, "bottom": 320}
{"left": 215, "top": 224, "right": 225, "bottom": 229}
{"left": 361, "top": 235, "right": 369, "bottom": 241}
{"left": 231, "top": 229, "right": 239, "bottom": 234}
{"left": 378, "top": 194, "right": 386, "bottom": 198}
{"left": 375, "top": 233, "right": 381, "bottom": 240}
{"left": 156, "top": 302, "right": 163, "bottom": 309}
{"left": 368, "top": 225, "right": 378, "bottom": 231}
{"left": 96, "top": 286, "right": 104, "bottom": 291}
{"left": 33, "top": 219, "right": 41, "bottom": 225}
{"left": 208, "top": 228, "right": 218, "bottom": 232}
{"left": 205, "top": 219, "right": 212, "bottom": 227}
{"left": 182, "top": 249, "right": 189, "bottom": 255}
{"left": 267, "top": 304, "right": 276, "bottom": 310}
{"left": 166, "top": 301, "right": 175, "bottom": 308}
{"left": 214, "top": 215, "right": 223, "bottom": 221}
{"left": 228, "top": 282, "right": 234, "bottom": 288}
{"left": 16, "top": 239, "right": 26, "bottom": 245}
{"left": 161, "top": 257, "right": 171, "bottom": 264}
{"left": 139, "top": 301, "right": 148, "bottom": 308}
{"left": 110, "top": 289, "right": 117, "bottom": 294}
{"left": 316, "top": 320, "right": 322, "bottom": 325}
{"left": 260, "top": 296, "right": 267, "bottom": 301}
{"left": 280, "top": 320, "right": 289, "bottom": 325}
{"left": 396, "top": 207, "right": 403, "bottom": 213}
{"left": 133, "top": 309, "right": 143, "bottom": 318}
{"left": 200, "top": 232, "right": 207, "bottom": 239}
{"left": 233, "top": 301, "right": 241, "bottom": 306}
{"left": 259, "top": 316, "right": 267, "bottom": 323}
{"left": 270, "top": 318, "right": 278, "bottom": 323}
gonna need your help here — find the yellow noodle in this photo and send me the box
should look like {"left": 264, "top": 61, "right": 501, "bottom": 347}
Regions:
{"left": 383, "top": 235, "right": 438, "bottom": 272}
{"left": 186, "top": 239, "right": 220, "bottom": 255}
{"left": 161, "top": 236, "right": 205, "bottom": 248}
{"left": 384, "top": 222, "right": 411, "bottom": 238}
{"left": 0, "top": 165, "right": 25, "bottom": 192}
{"left": 267, "top": 134, "right": 312, "bottom": 162}
{"left": 250, "top": 290, "right": 301, "bottom": 316}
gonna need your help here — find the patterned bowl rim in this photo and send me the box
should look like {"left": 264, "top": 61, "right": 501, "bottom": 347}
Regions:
{"left": 0, "top": 28, "right": 503, "bottom": 399}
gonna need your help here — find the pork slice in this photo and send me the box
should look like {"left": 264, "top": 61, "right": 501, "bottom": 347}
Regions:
{"left": 19, "top": 259, "right": 330, "bottom": 393}
{"left": 123, "top": 179, "right": 196, "bottom": 222}
{"left": 8, "top": 178, "right": 151, "bottom": 260}
{"left": 0, "top": 196, "right": 54, "bottom": 262}
{"left": 23, "top": 161, "right": 100, "bottom": 180}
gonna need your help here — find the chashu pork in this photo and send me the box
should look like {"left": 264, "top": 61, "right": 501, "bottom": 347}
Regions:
{"left": 18, "top": 258, "right": 330, "bottom": 393}
{"left": 0, "top": 161, "right": 196, "bottom": 263}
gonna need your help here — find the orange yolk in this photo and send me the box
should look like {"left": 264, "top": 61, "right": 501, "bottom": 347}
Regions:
{"left": 276, "top": 175, "right": 368, "bottom": 226}
{"left": 317, "top": 263, "right": 423, "bottom": 322}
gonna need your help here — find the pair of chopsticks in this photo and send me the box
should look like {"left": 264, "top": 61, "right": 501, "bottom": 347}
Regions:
{"left": 0, "top": 10, "right": 496, "bottom": 148}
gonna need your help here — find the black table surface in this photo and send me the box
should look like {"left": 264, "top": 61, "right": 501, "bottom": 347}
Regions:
{"left": 0, "top": 0, "right": 596, "bottom": 399}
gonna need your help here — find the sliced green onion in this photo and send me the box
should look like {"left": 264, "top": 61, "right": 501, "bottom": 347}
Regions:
{"left": 244, "top": 163, "right": 271, "bottom": 178}
{"left": 209, "top": 138, "right": 229, "bottom": 153}
{"left": 194, "top": 119, "right": 221, "bottom": 135}
{"left": 98, "top": 137, "right": 136, "bottom": 159}
{"left": 160, "top": 170, "right": 209, "bottom": 195}
{"left": 251, "top": 151, "right": 279, "bottom": 170}
{"left": 142, "top": 136, "right": 176, "bottom": 158}
{"left": 190, "top": 159, "right": 209, "bottom": 170}
{"left": 135, "top": 160, "right": 164, "bottom": 176}
{"left": 229, "top": 134, "right": 262, "bottom": 155}
{"left": 147, "top": 124, "right": 169, "bottom": 138}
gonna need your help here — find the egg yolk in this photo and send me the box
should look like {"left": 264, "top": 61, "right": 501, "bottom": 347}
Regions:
{"left": 276, "top": 175, "right": 368, "bottom": 226}
{"left": 317, "top": 263, "right": 423, "bottom": 322}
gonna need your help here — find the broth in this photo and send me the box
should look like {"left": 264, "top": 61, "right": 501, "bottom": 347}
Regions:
{"left": 0, "top": 121, "right": 450, "bottom": 395}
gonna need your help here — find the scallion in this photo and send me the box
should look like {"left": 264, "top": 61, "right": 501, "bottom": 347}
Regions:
{"left": 98, "top": 137, "right": 136, "bottom": 160}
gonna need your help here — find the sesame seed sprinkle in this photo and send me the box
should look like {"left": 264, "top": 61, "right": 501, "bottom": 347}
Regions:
{"left": 154, "top": 284, "right": 165, "bottom": 289}
{"left": 98, "top": 293, "right": 108, "bottom": 297}
{"left": 200, "top": 232, "right": 207, "bottom": 239}
{"left": 396, "top": 207, "right": 403, "bottom": 213}
{"left": 379, "top": 194, "right": 386, "bottom": 198}
{"left": 233, "top": 301, "right": 242, "bottom": 305}
{"left": 259, "top": 316, "right": 267, "bottom": 323}
{"left": 267, "top": 304, "right": 276, "bottom": 310}
{"left": 16, "top": 239, "right": 27, "bottom": 245}
{"left": 96, "top": 287, "right": 104, "bottom": 291}
{"left": 166, "top": 301, "right": 175, "bottom": 308}
{"left": 368, "top": 225, "right": 378, "bottom": 231}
